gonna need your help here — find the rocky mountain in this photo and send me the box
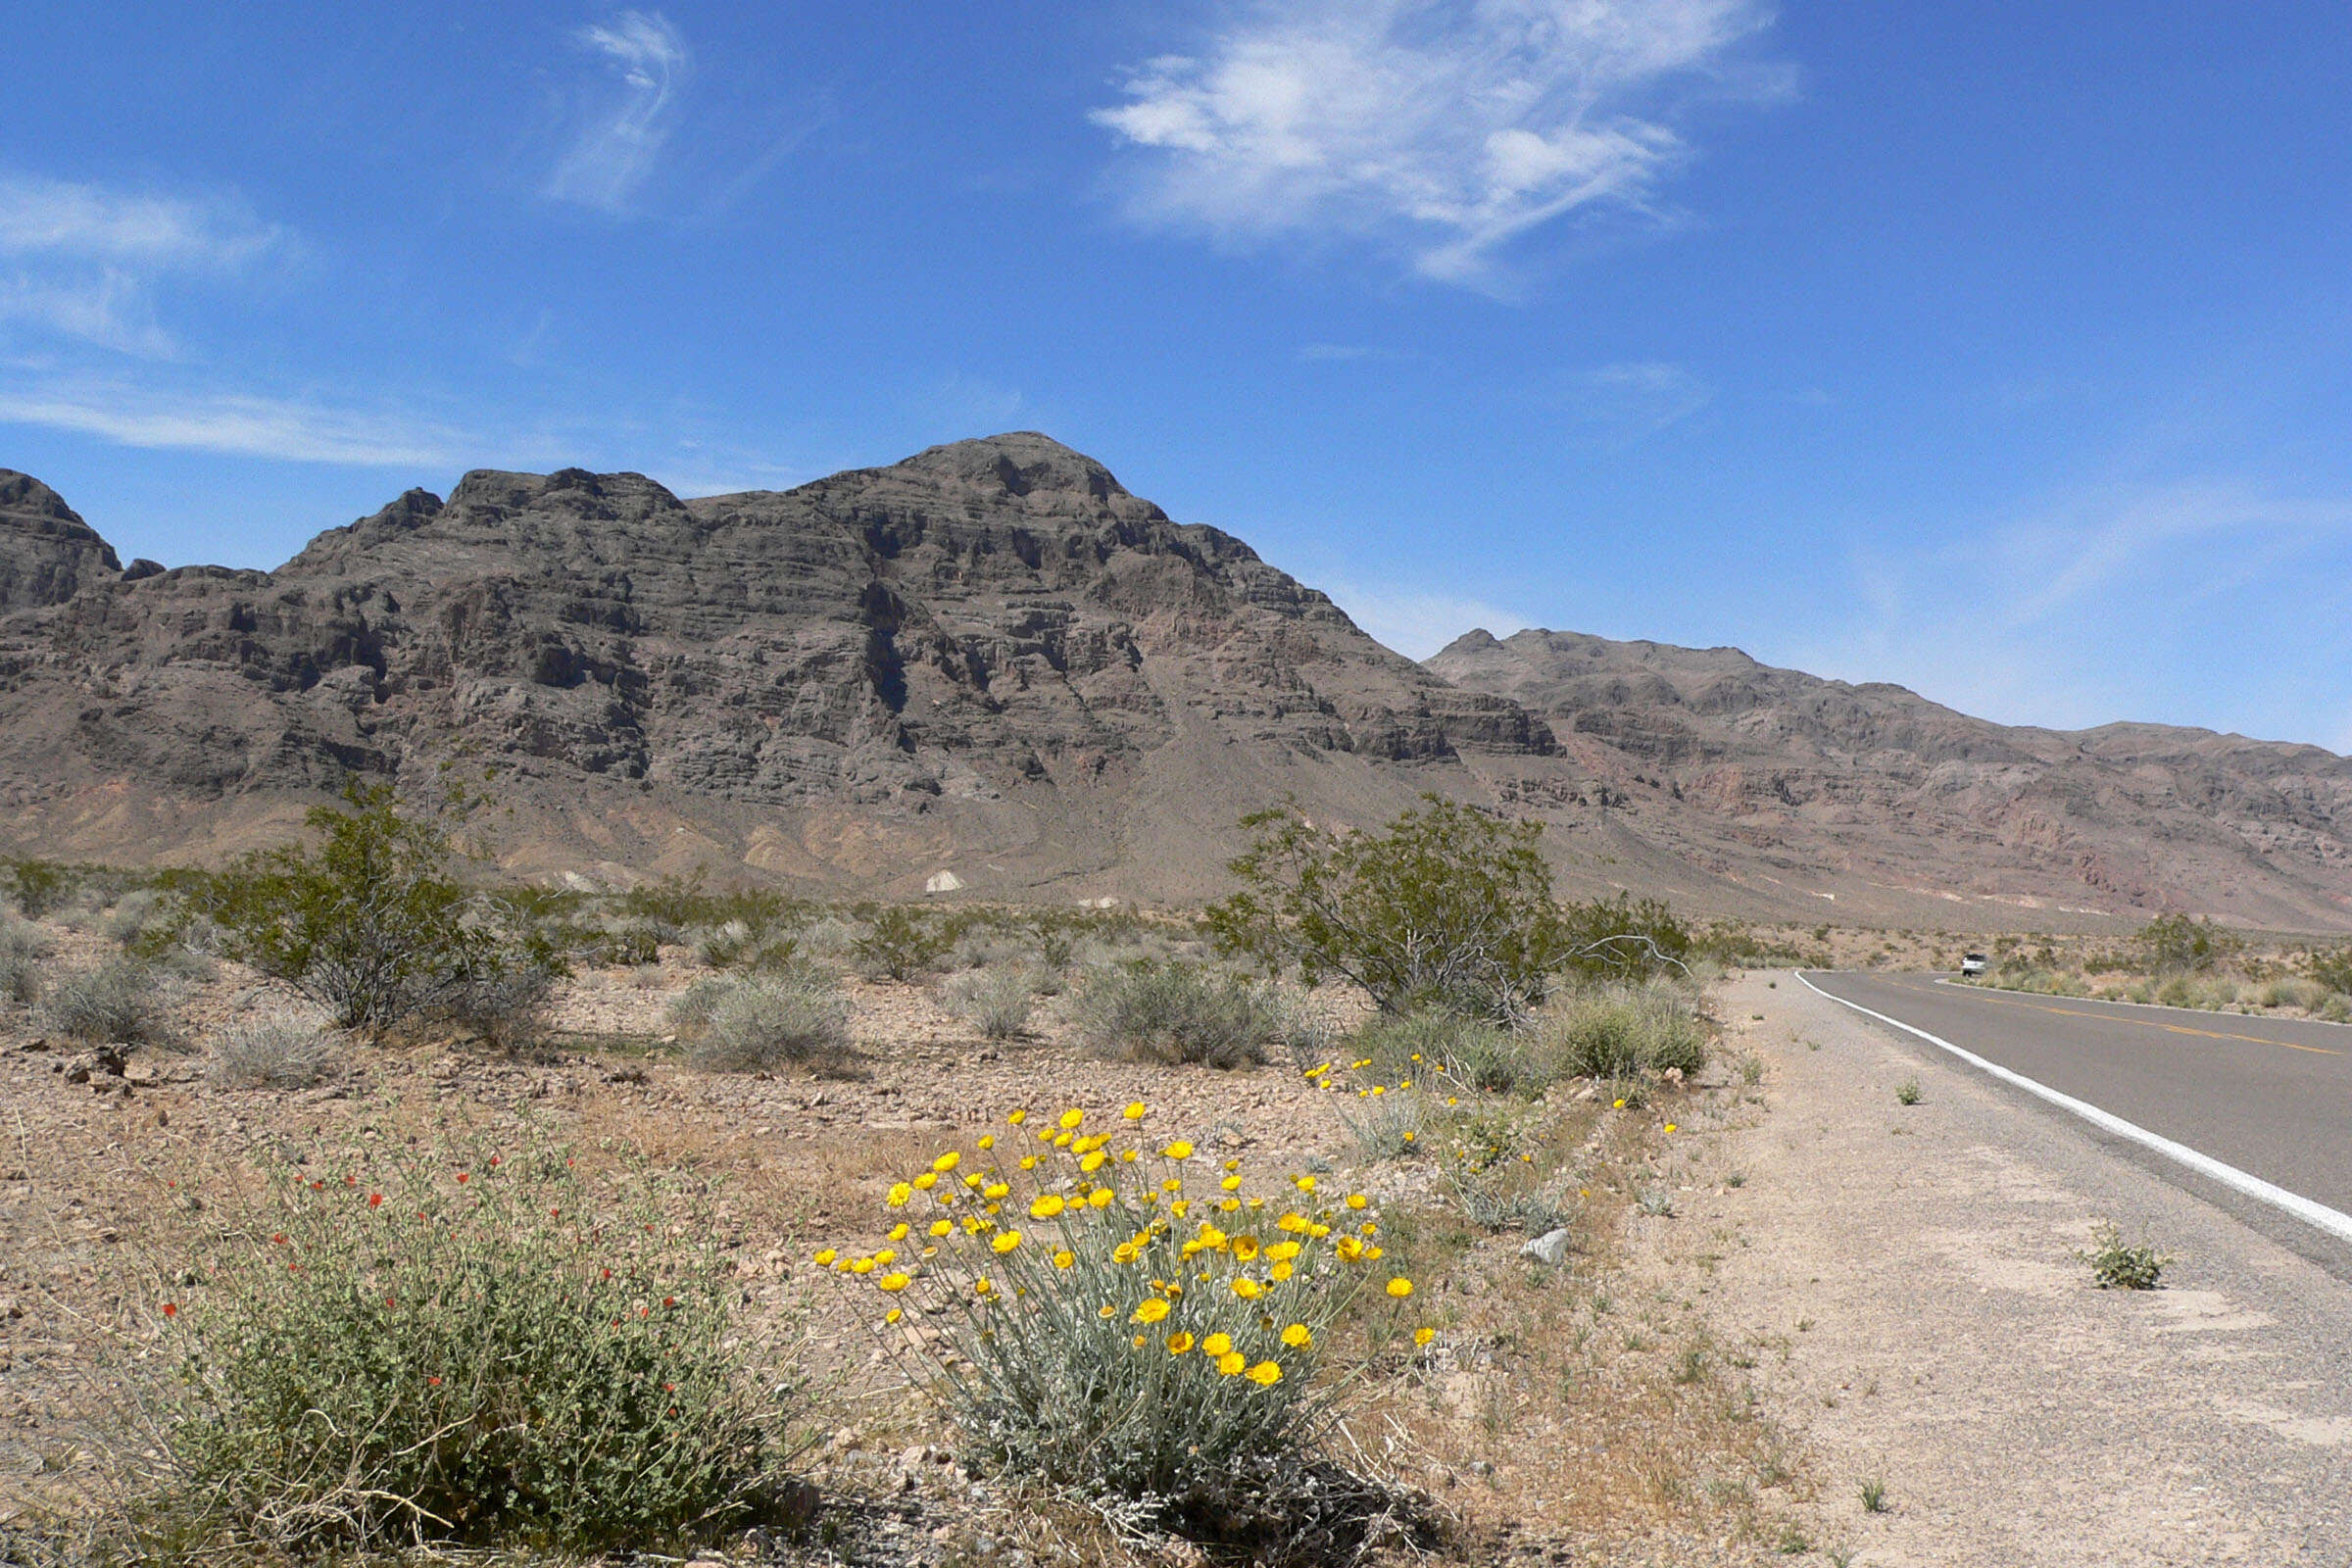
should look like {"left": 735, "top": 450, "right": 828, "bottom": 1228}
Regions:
{"left": 1427, "top": 628, "right": 2352, "bottom": 932}
{"left": 0, "top": 435, "right": 1548, "bottom": 902}
{"left": 2, "top": 434, "right": 2346, "bottom": 930}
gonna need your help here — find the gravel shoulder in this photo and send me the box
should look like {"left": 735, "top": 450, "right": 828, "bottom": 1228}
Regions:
{"left": 1683, "top": 970, "right": 2352, "bottom": 1565}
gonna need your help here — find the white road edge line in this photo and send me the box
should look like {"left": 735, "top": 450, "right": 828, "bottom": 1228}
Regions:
{"left": 1792, "top": 969, "right": 2352, "bottom": 1249}
{"left": 1927, "top": 974, "right": 2352, "bottom": 1029}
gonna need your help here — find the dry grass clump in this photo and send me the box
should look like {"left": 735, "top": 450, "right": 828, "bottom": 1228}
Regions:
{"left": 1536, "top": 982, "right": 1707, "bottom": 1081}
{"left": 43, "top": 956, "right": 175, "bottom": 1048}
{"left": 816, "top": 1102, "right": 1436, "bottom": 1553}
{"left": 209, "top": 1014, "right": 341, "bottom": 1090}
{"left": 0, "top": 915, "right": 50, "bottom": 1006}
{"left": 943, "top": 965, "right": 1038, "bottom": 1040}
{"left": 1072, "top": 962, "right": 1279, "bottom": 1069}
{"left": 668, "top": 971, "right": 853, "bottom": 1072}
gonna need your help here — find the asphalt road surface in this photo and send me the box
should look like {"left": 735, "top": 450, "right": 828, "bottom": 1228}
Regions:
{"left": 1799, "top": 971, "right": 2352, "bottom": 1226}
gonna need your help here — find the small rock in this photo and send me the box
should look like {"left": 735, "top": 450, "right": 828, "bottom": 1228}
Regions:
{"left": 1520, "top": 1227, "right": 1574, "bottom": 1267}
{"left": 902, "top": 1443, "right": 932, "bottom": 1469}
{"left": 19, "top": 1038, "right": 47, "bottom": 1054}
{"left": 1470, "top": 1459, "right": 1495, "bottom": 1478}
{"left": 1664, "top": 1066, "right": 1684, "bottom": 1084}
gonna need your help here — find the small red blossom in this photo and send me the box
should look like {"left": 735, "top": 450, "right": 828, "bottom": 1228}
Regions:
{"left": 384, "top": 1297, "right": 395, "bottom": 1308}
{"left": 663, "top": 1297, "right": 676, "bottom": 1308}
{"left": 162, "top": 1302, "right": 177, "bottom": 1317}
{"left": 456, "top": 1173, "right": 469, "bottom": 1185}
{"left": 271, "top": 1233, "right": 287, "bottom": 1246}
{"left": 488, "top": 1154, "right": 500, "bottom": 1167}
{"left": 427, "top": 1375, "right": 441, "bottom": 1386}
{"left": 344, "top": 1174, "right": 357, "bottom": 1187}
{"left": 368, "top": 1193, "right": 383, "bottom": 1207}
{"left": 601, "top": 1268, "right": 612, "bottom": 1281}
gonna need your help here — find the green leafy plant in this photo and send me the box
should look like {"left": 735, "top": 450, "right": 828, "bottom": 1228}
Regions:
{"left": 2081, "top": 1221, "right": 2170, "bottom": 1290}
{"left": 148, "top": 1130, "right": 798, "bottom": 1553}
{"left": 1072, "top": 961, "right": 1280, "bottom": 1069}
{"left": 1536, "top": 982, "right": 1708, "bottom": 1081}
{"left": 183, "top": 783, "right": 561, "bottom": 1036}
{"left": 1860, "top": 1475, "right": 1888, "bottom": 1513}
{"left": 852, "top": 906, "right": 949, "bottom": 983}
{"left": 1894, "top": 1078, "right": 1922, "bottom": 1106}
{"left": 2136, "top": 913, "right": 2241, "bottom": 975}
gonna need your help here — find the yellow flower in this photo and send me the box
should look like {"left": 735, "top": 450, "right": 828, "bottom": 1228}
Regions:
{"left": 812, "top": 1249, "right": 838, "bottom": 1265}
{"left": 992, "top": 1230, "right": 1022, "bottom": 1254}
{"left": 913, "top": 1172, "right": 939, "bottom": 1191}
{"left": 889, "top": 1223, "right": 909, "bottom": 1241}
{"left": 1008, "top": 1108, "right": 1028, "bottom": 1125}
{"left": 1335, "top": 1236, "right": 1363, "bottom": 1262}
{"left": 1294, "top": 1175, "right": 1316, "bottom": 1194}
{"left": 1123, "top": 1102, "right": 1147, "bottom": 1121}
{"left": 974, "top": 1278, "right": 993, "bottom": 1296}
{"left": 929, "top": 1220, "right": 953, "bottom": 1238}
{"left": 1171, "top": 1199, "right": 1191, "bottom": 1218}
{"left": 875, "top": 1249, "right": 898, "bottom": 1264}
{"left": 1233, "top": 1278, "right": 1265, "bottom": 1301}
{"left": 887, "top": 1182, "right": 913, "bottom": 1207}
{"left": 1054, "top": 1250, "right": 1075, "bottom": 1269}
{"left": 1098, "top": 1303, "right": 1117, "bottom": 1319}
{"left": 1080, "top": 1152, "right": 1107, "bottom": 1174}
{"left": 1281, "top": 1323, "right": 1312, "bottom": 1349}
{"left": 1121, "top": 1149, "right": 1140, "bottom": 1163}
{"left": 1030, "top": 1194, "right": 1066, "bottom": 1219}
{"left": 1058, "top": 1108, "right": 1085, "bottom": 1130}
{"left": 1132, "top": 1298, "right": 1171, "bottom": 1324}
{"left": 1664, "top": 1122, "right": 1678, "bottom": 1134}
{"left": 1266, "top": 1241, "right": 1300, "bottom": 1262}
{"left": 1089, "top": 1189, "right": 1114, "bottom": 1209}
{"left": 1166, "top": 1331, "right": 1195, "bottom": 1354}
{"left": 1161, "top": 1177, "right": 1183, "bottom": 1193}
{"left": 851, "top": 1256, "right": 876, "bottom": 1275}
{"left": 1232, "top": 1235, "right": 1260, "bottom": 1261}
{"left": 1414, "top": 1326, "right": 1436, "bottom": 1347}
{"left": 1216, "top": 1351, "right": 1248, "bottom": 1377}
{"left": 933, "top": 1151, "right": 961, "bottom": 1173}
{"left": 1346, "top": 1194, "right": 1367, "bottom": 1210}
{"left": 1163, "top": 1140, "right": 1194, "bottom": 1159}
{"left": 1112, "top": 1241, "right": 1142, "bottom": 1265}
{"left": 879, "top": 1272, "right": 911, "bottom": 1292}
{"left": 1612, "top": 1098, "right": 1627, "bottom": 1109}
{"left": 963, "top": 1173, "right": 984, "bottom": 1190}
{"left": 1218, "top": 1199, "right": 1241, "bottom": 1213}
{"left": 1363, "top": 1245, "right": 1383, "bottom": 1261}
{"left": 886, "top": 1307, "right": 904, "bottom": 1323}
{"left": 1387, "top": 1277, "right": 1414, "bottom": 1298}
{"left": 1132, "top": 1334, "right": 1147, "bottom": 1348}
{"left": 978, "top": 1134, "right": 996, "bottom": 1150}
{"left": 1220, "top": 1175, "right": 1243, "bottom": 1192}
{"left": 984, "top": 1181, "right": 1010, "bottom": 1200}
{"left": 1224, "top": 1159, "right": 1241, "bottom": 1172}
{"left": 1202, "top": 1332, "right": 1233, "bottom": 1356}
{"left": 1246, "top": 1360, "right": 1282, "bottom": 1386}
{"left": 1054, "top": 1131, "right": 1073, "bottom": 1149}
{"left": 1269, "top": 1261, "right": 1294, "bottom": 1282}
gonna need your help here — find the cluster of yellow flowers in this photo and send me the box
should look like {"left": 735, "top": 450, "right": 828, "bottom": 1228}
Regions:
{"left": 818, "top": 1102, "right": 1432, "bottom": 1395}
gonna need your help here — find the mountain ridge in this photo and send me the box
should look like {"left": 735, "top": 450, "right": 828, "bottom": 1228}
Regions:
{"left": 2, "top": 435, "right": 2346, "bottom": 931}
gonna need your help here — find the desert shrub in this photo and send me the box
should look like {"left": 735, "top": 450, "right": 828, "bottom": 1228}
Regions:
{"left": 817, "top": 1105, "right": 1431, "bottom": 1551}
{"left": 2322, "top": 994, "right": 2352, "bottom": 1023}
{"left": 0, "top": 917, "right": 50, "bottom": 1006}
{"left": 1073, "top": 962, "right": 1277, "bottom": 1069}
{"left": 442, "top": 964, "right": 556, "bottom": 1053}
{"left": 1351, "top": 1008, "right": 1526, "bottom": 1093}
{"left": 149, "top": 1133, "right": 795, "bottom": 1552}
{"left": 1536, "top": 983, "right": 1707, "bottom": 1081}
{"left": 853, "top": 906, "right": 949, "bottom": 982}
{"left": 210, "top": 1014, "right": 340, "bottom": 1090}
{"left": 944, "top": 966, "right": 1037, "bottom": 1041}
{"left": 2305, "top": 946, "right": 2352, "bottom": 998}
{"left": 1554, "top": 892, "right": 1693, "bottom": 982}
{"left": 184, "top": 783, "right": 562, "bottom": 1035}
{"left": 2, "top": 858, "right": 70, "bottom": 918}
{"left": 1207, "top": 797, "right": 1568, "bottom": 1021}
{"left": 592, "top": 920, "right": 666, "bottom": 966}
{"left": 2081, "top": 1221, "right": 2169, "bottom": 1290}
{"left": 669, "top": 973, "right": 852, "bottom": 1072}
{"left": 43, "top": 956, "right": 174, "bottom": 1047}
{"left": 613, "top": 871, "right": 797, "bottom": 937}
{"left": 2136, "top": 913, "right": 2240, "bottom": 974}
{"left": 99, "top": 886, "right": 169, "bottom": 948}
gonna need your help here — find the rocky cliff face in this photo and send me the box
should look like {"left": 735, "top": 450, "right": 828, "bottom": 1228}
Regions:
{"left": 1428, "top": 628, "right": 2352, "bottom": 931}
{"left": 0, "top": 435, "right": 1549, "bottom": 899}
{"left": 0, "top": 471, "right": 122, "bottom": 612}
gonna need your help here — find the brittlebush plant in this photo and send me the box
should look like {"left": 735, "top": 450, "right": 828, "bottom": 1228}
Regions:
{"left": 148, "top": 1133, "right": 796, "bottom": 1553}
{"left": 820, "top": 1103, "right": 1431, "bottom": 1540}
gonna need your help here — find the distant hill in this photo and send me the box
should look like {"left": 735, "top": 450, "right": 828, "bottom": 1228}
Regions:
{"left": 1426, "top": 628, "right": 2352, "bottom": 932}
{"left": 2, "top": 435, "right": 2346, "bottom": 930}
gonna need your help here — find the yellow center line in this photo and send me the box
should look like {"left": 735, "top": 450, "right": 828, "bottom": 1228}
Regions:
{"left": 1877, "top": 978, "right": 2341, "bottom": 1056}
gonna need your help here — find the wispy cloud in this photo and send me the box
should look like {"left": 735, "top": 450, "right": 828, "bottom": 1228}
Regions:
{"left": 0, "top": 378, "right": 476, "bottom": 466}
{"left": 1554, "top": 360, "right": 1714, "bottom": 444}
{"left": 545, "top": 10, "right": 691, "bottom": 213}
{"left": 1319, "top": 578, "right": 1530, "bottom": 660}
{"left": 0, "top": 174, "right": 284, "bottom": 356}
{"left": 1091, "top": 0, "right": 1787, "bottom": 282}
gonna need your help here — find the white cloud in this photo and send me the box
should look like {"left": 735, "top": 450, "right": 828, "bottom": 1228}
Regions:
{"left": 1319, "top": 578, "right": 1530, "bottom": 660}
{"left": 0, "top": 175, "right": 284, "bottom": 356}
{"left": 0, "top": 379, "right": 474, "bottom": 466}
{"left": 546, "top": 10, "right": 691, "bottom": 213}
{"left": 1556, "top": 360, "right": 1714, "bottom": 443}
{"left": 1091, "top": 0, "right": 1785, "bottom": 280}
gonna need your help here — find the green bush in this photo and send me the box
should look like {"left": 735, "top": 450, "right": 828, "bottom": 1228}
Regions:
{"left": 184, "top": 783, "right": 562, "bottom": 1035}
{"left": 2305, "top": 946, "right": 2352, "bottom": 998}
{"left": 2, "top": 858, "right": 69, "bottom": 918}
{"left": 852, "top": 906, "right": 949, "bottom": 982}
{"left": 669, "top": 973, "right": 853, "bottom": 1072}
{"left": 2081, "top": 1221, "right": 2169, "bottom": 1291}
{"left": 1554, "top": 892, "right": 1692, "bottom": 983}
{"left": 2136, "top": 913, "right": 2240, "bottom": 974}
{"left": 1072, "top": 962, "right": 1277, "bottom": 1069}
{"left": 44, "top": 956, "right": 174, "bottom": 1047}
{"left": 1206, "top": 796, "right": 1570, "bottom": 1020}
{"left": 150, "top": 1135, "right": 795, "bottom": 1552}
{"left": 944, "top": 966, "right": 1037, "bottom": 1040}
{"left": 0, "top": 917, "right": 50, "bottom": 1006}
{"left": 1536, "top": 983, "right": 1707, "bottom": 1081}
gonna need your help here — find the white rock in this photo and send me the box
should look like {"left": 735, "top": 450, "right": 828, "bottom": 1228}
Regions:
{"left": 925, "top": 869, "right": 965, "bottom": 893}
{"left": 1519, "top": 1227, "right": 1574, "bottom": 1266}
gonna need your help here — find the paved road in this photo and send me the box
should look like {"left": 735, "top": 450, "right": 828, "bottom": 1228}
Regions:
{"left": 1799, "top": 971, "right": 2352, "bottom": 1224}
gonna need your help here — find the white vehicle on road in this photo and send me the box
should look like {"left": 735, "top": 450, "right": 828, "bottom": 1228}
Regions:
{"left": 1958, "top": 952, "right": 1989, "bottom": 978}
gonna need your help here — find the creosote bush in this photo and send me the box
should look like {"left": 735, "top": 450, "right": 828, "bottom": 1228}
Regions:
{"left": 1536, "top": 983, "right": 1708, "bottom": 1082}
{"left": 1072, "top": 962, "right": 1278, "bottom": 1069}
{"left": 0, "top": 916, "right": 50, "bottom": 1007}
{"left": 183, "top": 782, "right": 563, "bottom": 1036}
{"left": 817, "top": 1102, "right": 1434, "bottom": 1550}
{"left": 209, "top": 1014, "right": 340, "bottom": 1090}
{"left": 148, "top": 1133, "right": 796, "bottom": 1552}
{"left": 668, "top": 972, "right": 853, "bottom": 1072}
{"left": 853, "top": 906, "right": 949, "bottom": 983}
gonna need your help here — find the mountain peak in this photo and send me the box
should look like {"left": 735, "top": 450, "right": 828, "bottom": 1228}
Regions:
{"left": 891, "top": 431, "right": 1130, "bottom": 504}
{"left": 0, "top": 469, "right": 121, "bottom": 611}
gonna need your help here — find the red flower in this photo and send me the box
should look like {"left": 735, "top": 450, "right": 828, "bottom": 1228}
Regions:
{"left": 162, "top": 1302, "right": 177, "bottom": 1318}
{"left": 368, "top": 1193, "right": 383, "bottom": 1207}
{"left": 457, "top": 1173, "right": 469, "bottom": 1185}
{"left": 663, "top": 1297, "right": 676, "bottom": 1309}
{"left": 488, "top": 1154, "right": 501, "bottom": 1167}
{"left": 427, "top": 1375, "right": 442, "bottom": 1386}
{"left": 271, "top": 1234, "right": 287, "bottom": 1246}
{"left": 384, "top": 1297, "right": 395, "bottom": 1308}
{"left": 663, "top": 1382, "right": 676, "bottom": 1392}
{"left": 344, "top": 1174, "right": 357, "bottom": 1187}
{"left": 601, "top": 1268, "right": 612, "bottom": 1281}
{"left": 639, "top": 1306, "right": 650, "bottom": 1318}
{"left": 310, "top": 1180, "right": 323, "bottom": 1191}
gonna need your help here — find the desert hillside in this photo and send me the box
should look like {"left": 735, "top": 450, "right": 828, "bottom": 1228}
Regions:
{"left": 4, "top": 436, "right": 2350, "bottom": 929}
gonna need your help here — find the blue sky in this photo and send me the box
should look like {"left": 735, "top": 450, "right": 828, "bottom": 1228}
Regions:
{"left": 6, "top": 3, "right": 2352, "bottom": 750}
